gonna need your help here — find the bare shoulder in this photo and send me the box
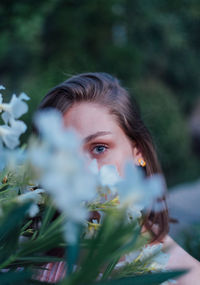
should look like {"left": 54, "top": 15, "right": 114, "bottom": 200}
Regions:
{"left": 163, "top": 235, "right": 200, "bottom": 284}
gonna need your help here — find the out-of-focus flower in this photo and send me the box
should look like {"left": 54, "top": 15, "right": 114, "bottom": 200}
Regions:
{"left": 0, "top": 119, "right": 27, "bottom": 149}
{"left": 0, "top": 93, "right": 29, "bottom": 124}
{"left": 89, "top": 159, "right": 121, "bottom": 187}
{"left": 28, "top": 204, "right": 40, "bottom": 218}
{"left": 116, "top": 162, "right": 165, "bottom": 217}
{"left": 0, "top": 85, "right": 5, "bottom": 90}
{"left": 89, "top": 160, "right": 164, "bottom": 222}
{"left": 4, "top": 147, "right": 27, "bottom": 171}
{"left": 89, "top": 160, "right": 164, "bottom": 221}
{"left": 34, "top": 108, "right": 80, "bottom": 150}
{"left": 17, "top": 188, "right": 45, "bottom": 203}
{"left": 0, "top": 87, "right": 28, "bottom": 150}
{"left": 17, "top": 189, "right": 45, "bottom": 218}
{"left": 116, "top": 243, "right": 169, "bottom": 273}
{"left": 89, "top": 160, "right": 121, "bottom": 203}
{"left": 99, "top": 164, "right": 121, "bottom": 187}
{"left": 138, "top": 243, "right": 169, "bottom": 271}
{"left": 29, "top": 109, "right": 97, "bottom": 244}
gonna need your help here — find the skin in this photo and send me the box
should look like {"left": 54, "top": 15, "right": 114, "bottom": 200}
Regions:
{"left": 63, "top": 102, "right": 200, "bottom": 285}
{"left": 63, "top": 102, "right": 143, "bottom": 175}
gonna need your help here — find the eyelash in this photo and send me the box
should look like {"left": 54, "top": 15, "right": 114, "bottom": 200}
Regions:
{"left": 90, "top": 144, "right": 108, "bottom": 156}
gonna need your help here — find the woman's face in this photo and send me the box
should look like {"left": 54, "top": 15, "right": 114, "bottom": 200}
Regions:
{"left": 63, "top": 102, "right": 142, "bottom": 176}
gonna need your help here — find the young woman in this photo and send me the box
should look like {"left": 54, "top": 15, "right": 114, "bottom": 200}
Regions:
{"left": 36, "top": 72, "right": 200, "bottom": 284}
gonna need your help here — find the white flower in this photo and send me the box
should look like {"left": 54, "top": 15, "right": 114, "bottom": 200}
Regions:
{"left": 89, "top": 160, "right": 122, "bottom": 203}
{"left": 91, "top": 161, "right": 165, "bottom": 221}
{"left": 116, "top": 162, "right": 165, "bottom": 213}
{"left": 139, "top": 243, "right": 169, "bottom": 271}
{"left": 89, "top": 159, "right": 121, "bottom": 187}
{"left": 4, "top": 147, "right": 27, "bottom": 171}
{"left": 99, "top": 164, "right": 121, "bottom": 187}
{"left": 0, "top": 119, "right": 27, "bottom": 149}
{"left": 17, "top": 189, "right": 45, "bottom": 204}
{"left": 29, "top": 109, "right": 97, "bottom": 244}
{"left": 126, "top": 205, "right": 143, "bottom": 220}
{"left": 124, "top": 250, "right": 140, "bottom": 264}
{"left": 34, "top": 109, "right": 80, "bottom": 150}
{"left": 28, "top": 204, "right": 40, "bottom": 218}
{"left": 0, "top": 85, "right": 5, "bottom": 90}
{"left": 0, "top": 94, "right": 2, "bottom": 105}
{"left": 88, "top": 159, "right": 99, "bottom": 175}
{"left": 89, "top": 161, "right": 164, "bottom": 221}
{"left": 115, "top": 250, "right": 141, "bottom": 269}
{"left": 116, "top": 243, "right": 169, "bottom": 273}
{"left": 17, "top": 189, "right": 45, "bottom": 218}
{"left": 0, "top": 93, "right": 29, "bottom": 124}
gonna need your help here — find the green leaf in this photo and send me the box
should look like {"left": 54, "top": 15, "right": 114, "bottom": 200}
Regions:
{"left": 0, "top": 169, "right": 8, "bottom": 183}
{"left": 0, "top": 202, "right": 33, "bottom": 268}
{"left": 16, "top": 256, "right": 63, "bottom": 264}
{"left": 20, "top": 219, "right": 33, "bottom": 235}
{"left": 73, "top": 212, "right": 141, "bottom": 284}
{"left": 38, "top": 202, "right": 56, "bottom": 237}
{"left": 17, "top": 214, "right": 64, "bottom": 258}
{"left": 0, "top": 271, "right": 31, "bottom": 285}
{"left": 101, "top": 257, "right": 119, "bottom": 281}
{"left": 0, "top": 202, "right": 31, "bottom": 243}
{"left": 0, "top": 186, "right": 18, "bottom": 201}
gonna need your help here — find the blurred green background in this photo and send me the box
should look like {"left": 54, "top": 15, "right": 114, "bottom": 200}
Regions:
{"left": 1, "top": 0, "right": 200, "bottom": 187}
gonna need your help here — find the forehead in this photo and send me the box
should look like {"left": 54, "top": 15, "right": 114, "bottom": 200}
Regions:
{"left": 63, "top": 102, "right": 120, "bottom": 138}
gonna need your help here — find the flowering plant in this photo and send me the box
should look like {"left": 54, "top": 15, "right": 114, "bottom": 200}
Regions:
{"left": 0, "top": 86, "right": 185, "bottom": 285}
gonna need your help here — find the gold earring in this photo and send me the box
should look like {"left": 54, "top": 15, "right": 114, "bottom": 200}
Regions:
{"left": 138, "top": 158, "right": 146, "bottom": 167}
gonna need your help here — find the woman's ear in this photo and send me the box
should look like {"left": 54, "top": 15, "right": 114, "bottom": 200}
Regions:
{"left": 132, "top": 143, "right": 145, "bottom": 167}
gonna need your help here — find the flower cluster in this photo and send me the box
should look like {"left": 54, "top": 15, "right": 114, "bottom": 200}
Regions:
{"left": 0, "top": 85, "right": 29, "bottom": 150}
{"left": 0, "top": 86, "right": 184, "bottom": 285}
{"left": 88, "top": 157, "right": 165, "bottom": 222}
{"left": 28, "top": 109, "right": 97, "bottom": 244}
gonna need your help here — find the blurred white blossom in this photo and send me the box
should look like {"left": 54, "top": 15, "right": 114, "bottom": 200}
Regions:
{"left": 0, "top": 93, "right": 29, "bottom": 124}
{"left": 17, "top": 188, "right": 45, "bottom": 203}
{"left": 0, "top": 87, "right": 29, "bottom": 150}
{"left": 17, "top": 189, "right": 45, "bottom": 218}
{"left": 0, "top": 85, "right": 5, "bottom": 90}
{"left": 30, "top": 109, "right": 97, "bottom": 244}
{"left": 4, "top": 147, "right": 27, "bottom": 171}
{"left": 0, "top": 119, "right": 27, "bottom": 149}
{"left": 34, "top": 108, "right": 80, "bottom": 150}
{"left": 116, "top": 162, "right": 165, "bottom": 218}
{"left": 90, "top": 160, "right": 164, "bottom": 220}
{"left": 99, "top": 164, "right": 121, "bottom": 187}
{"left": 89, "top": 160, "right": 121, "bottom": 203}
{"left": 116, "top": 243, "right": 169, "bottom": 273}
{"left": 89, "top": 159, "right": 121, "bottom": 187}
{"left": 139, "top": 243, "right": 169, "bottom": 270}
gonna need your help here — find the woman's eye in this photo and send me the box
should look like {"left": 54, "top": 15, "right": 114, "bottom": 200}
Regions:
{"left": 91, "top": 145, "right": 108, "bottom": 155}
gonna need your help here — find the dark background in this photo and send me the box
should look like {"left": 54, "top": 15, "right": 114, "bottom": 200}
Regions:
{"left": 1, "top": 0, "right": 200, "bottom": 187}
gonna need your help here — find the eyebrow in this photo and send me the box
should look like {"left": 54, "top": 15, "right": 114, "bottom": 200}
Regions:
{"left": 83, "top": 131, "right": 112, "bottom": 144}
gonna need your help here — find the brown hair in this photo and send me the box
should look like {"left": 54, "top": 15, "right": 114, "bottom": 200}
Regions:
{"left": 36, "top": 72, "right": 169, "bottom": 242}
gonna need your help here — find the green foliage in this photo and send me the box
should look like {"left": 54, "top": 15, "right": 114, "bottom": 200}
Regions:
{"left": 180, "top": 223, "right": 200, "bottom": 262}
{"left": 132, "top": 80, "right": 200, "bottom": 185}
{"left": 0, "top": 201, "right": 64, "bottom": 269}
{"left": 1, "top": 0, "right": 200, "bottom": 186}
{"left": 0, "top": 271, "right": 31, "bottom": 285}
{"left": 0, "top": 193, "right": 186, "bottom": 284}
